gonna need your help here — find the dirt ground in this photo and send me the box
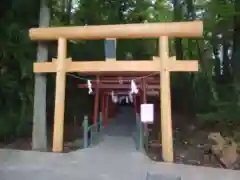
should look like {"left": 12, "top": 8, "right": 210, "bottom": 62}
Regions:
{"left": 146, "top": 114, "right": 240, "bottom": 170}
{"left": 146, "top": 130, "right": 232, "bottom": 168}
{"left": 0, "top": 123, "right": 82, "bottom": 153}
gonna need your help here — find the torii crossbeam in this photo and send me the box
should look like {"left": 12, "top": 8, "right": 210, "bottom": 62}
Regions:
{"left": 30, "top": 21, "right": 203, "bottom": 162}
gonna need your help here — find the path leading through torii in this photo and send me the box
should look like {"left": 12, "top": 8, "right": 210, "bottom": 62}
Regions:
{"left": 0, "top": 106, "right": 239, "bottom": 180}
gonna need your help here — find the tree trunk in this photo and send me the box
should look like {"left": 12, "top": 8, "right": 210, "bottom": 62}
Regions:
{"left": 32, "top": 0, "right": 50, "bottom": 151}
{"left": 172, "top": 0, "right": 187, "bottom": 115}
{"left": 222, "top": 37, "right": 231, "bottom": 83}
{"left": 185, "top": 0, "right": 196, "bottom": 117}
{"left": 212, "top": 42, "right": 221, "bottom": 82}
{"left": 232, "top": 0, "right": 240, "bottom": 100}
{"left": 173, "top": 0, "right": 183, "bottom": 60}
{"left": 232, "top": 0, "right": 240, "bottom": 80}
{"left": 66, "top": 0, "right": 72, "bottom": 24}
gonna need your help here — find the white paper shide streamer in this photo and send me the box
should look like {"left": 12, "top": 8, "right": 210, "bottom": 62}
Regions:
{"left": 87, "top": 78, "right": 138, "bottom": 99}
{"left": 111, "top": 91, "right": 118, "bottom": 103}
{"left": 130, "top": 80, "right": 138, "bottom": 94}
{"left": 87, "top": 80, "right": 93, "bottom": 94}
{"left": 128, "top": 91, "right": 133, "bottom": 103}
{"left": 125, "top": 96, "right": 129, "bottom": 103}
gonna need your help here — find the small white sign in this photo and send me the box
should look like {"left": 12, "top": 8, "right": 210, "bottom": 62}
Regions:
{"left": 140, "top": 104, "right": 154, "bottom": 123}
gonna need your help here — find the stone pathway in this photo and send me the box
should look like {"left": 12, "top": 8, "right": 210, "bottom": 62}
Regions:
{"left": 0, "top": 106, "right": 239, "bottom": 180}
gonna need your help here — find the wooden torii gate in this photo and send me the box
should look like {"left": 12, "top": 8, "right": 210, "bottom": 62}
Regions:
{"left": 29, "top": 21, "right": 203, "bottom": 162}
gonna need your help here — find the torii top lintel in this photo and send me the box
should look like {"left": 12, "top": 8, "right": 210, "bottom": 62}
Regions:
{"left": 31, "top": 21, "right": 202, "bottom": 75}
{"left": 29, "top": 21, "right": 203, "bottom": 40}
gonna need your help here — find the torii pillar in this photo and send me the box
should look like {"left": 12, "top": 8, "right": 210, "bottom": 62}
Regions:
{"left": 159, "top": 36, "right": 173, "bottom": 162}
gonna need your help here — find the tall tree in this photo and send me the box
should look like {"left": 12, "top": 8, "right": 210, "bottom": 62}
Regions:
{"left": 232, "top": 0, "right": 240, "bottom": 88}
{"left": 32, "top": 0, "right": 50, "bottom": 151}
{"left": 173, "top": 0, "right": 183, "bottom": 59}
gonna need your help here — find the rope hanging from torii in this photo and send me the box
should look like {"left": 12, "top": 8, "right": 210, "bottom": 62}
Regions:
{"left": 87, "top": 78, "right": 138, "bottom": 104}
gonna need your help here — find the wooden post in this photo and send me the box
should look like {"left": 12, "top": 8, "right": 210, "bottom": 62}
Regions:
{"left": 105, "top": 38, "right": 116, "bottom": 61}
{"left": 105, "top": 95, "right": 109, "bottom": 126}
{"left": 159, "top": 36, "right": 174, "bottom": 162}
{"left": 101, "top": 94, "right": 105, "bottom": 127}
{"left": 142, "top": 79, "right": 148, "bottom": 140}
{"left": 109, "top": 98, "right": 115, "bottom": 119}
{"left": 104, "top": 37, "right": 116, "bottom": 124}
{"left": 52, "top": 37, "right": 67, "bottom": 152}
{"left": 137, "top": 113, "right": 144, "bottom": 151}
{"left": 142, "top": 79, "right": 147, "bottom": 103}
{"left": 136, "top": 96, "right": 139, "bottom": 114}
{"left": 83, "top": 115, "right": 89, "bottom": 148}
{"left": 133, "top": 95, "right": 137, "bottom": 114}
{"left": 99, "top": 112, "right": 103, "bottom": 131}
{"left": 93, "top": 77, "right": 100, "bottom": 129}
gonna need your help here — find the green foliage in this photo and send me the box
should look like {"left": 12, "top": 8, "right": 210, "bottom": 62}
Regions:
{"left": 1, "top": 0, "right": 240, "bottom": 141}
{"left": 197, "top": 100, "right": 240, "bottom": 123}
{"left": 0, "top": 0, "right": 39, "bottom": 140}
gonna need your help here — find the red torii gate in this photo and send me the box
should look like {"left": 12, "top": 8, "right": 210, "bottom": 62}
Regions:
{"left": 78, "top": 75, "right": 157, "bottom": 127}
